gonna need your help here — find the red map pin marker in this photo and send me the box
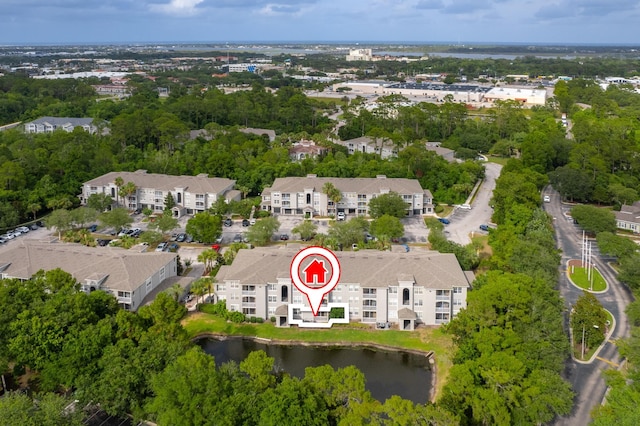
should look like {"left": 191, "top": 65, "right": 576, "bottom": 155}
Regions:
{"left": 290, "top": 246, "right": 341, "bottom": 316}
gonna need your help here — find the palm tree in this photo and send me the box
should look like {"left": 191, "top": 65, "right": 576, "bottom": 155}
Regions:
{"left": 120, "top": 181, "right": 137, "bottom": 210}
{"left": 197, "top": 249, "right": 217, "bottom": 275}
{"left": 191, "top": 278, "right": 209, "bottom": 305}
{"left": 322, "top": 182, "right": 342, "bottom": 216}
{"left": 165, "top": 283, "right": 183, "bottom": 302}
{"left": 114, "top": 176, "right": 124, "bottom": 207}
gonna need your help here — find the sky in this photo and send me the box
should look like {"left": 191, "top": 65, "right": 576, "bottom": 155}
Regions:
{"left": 1, "top": 0, "right": 639, "bottom": 45}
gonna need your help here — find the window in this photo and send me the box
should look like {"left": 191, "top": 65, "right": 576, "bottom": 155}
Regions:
{"left": 231, "top": 283, "right": 239, "bottom": 289}
{"left": 349, "top": 285, "right": 359, "bottom": 292}
{"left": 268, "top": 284, "right": 276, "bottom": 291}
{"left": 268, "top": 295, "right": 277, "bottom": 303}
{"left": 402, "top": 288, "right": 410, "bottom": 305}
{"left": 363, "top": 299, "right": 377, "bottom": 307}
{"left": 453, "top": 287, "right": 463, "bottom": 294}
{"left": 363, "top": 311, "right": 377, "bottom": 319}
{"left": 216, "top": 284, "right": 226, "bottom": 292}
{"left": 242, "top": 308, "right": 256, "bottom": 315}
{"left": 242, "top": 296, "right": 256, "bottom": 304}
{"left": 145, "top": 278, "right": 152, "bottom": 294}
{"left": 117, "top": 291, "right": 131, "bottom": 298}
{"left": 293, "top": 295, "right": 303, "bottom": 304}
{"left": 414, "top": 299, "right": 423, "bottom": 306}
{"left": 389, "top": 287, "right": 398, "bottom": 294}
{"left": 159, "top": 267, "right": 165, "bottom": 281}
{"left": 415, "top": 287, "right": 423, "bottom": 294}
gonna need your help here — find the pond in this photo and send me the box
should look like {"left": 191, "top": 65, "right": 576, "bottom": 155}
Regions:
{"left": 197, "top": 337, "right": 433, "bottom": 404}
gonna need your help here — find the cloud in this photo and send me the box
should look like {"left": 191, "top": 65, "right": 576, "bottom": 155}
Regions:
{"left": 257, "top": 3, "right": 307, "bottom": 16}
{"left": 150, "top": 0, "right": 205, "bottom": 16}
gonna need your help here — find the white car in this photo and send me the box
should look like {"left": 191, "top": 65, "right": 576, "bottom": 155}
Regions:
{"left": 16, "top": 226, "right": 30, "bottom": 233}
{"left": 155, "top": 242, "right": 167, "bottom": 252}
{"left": 249, "top": 218, "right": 256, "bottom": 225}
{"left": 543, "top": 195, "right": 551, "bottom": 203}
{"left": 459, "top": 204, "right": 472, "bottom": 210}
{"left": 337, "top": 212, "right": 346, "bottom": 221}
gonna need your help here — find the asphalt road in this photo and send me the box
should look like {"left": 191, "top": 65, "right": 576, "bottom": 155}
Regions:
{"left": 545, "top": 188, "right": 633, "bottom": 426}
{"left": 446, "top": 162, "right": 502, "bottom": 245}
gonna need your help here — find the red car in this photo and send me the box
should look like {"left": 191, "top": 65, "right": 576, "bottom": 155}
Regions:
{"left": 211, "top": 244, "right": 221, "bottom": 252}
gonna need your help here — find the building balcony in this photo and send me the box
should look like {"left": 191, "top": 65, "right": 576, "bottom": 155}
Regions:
{"left": 436, "top": 295, "right": 451, "bottom": 302}
{"left": 242, "top": 290, "right": 256, "bottom": 295}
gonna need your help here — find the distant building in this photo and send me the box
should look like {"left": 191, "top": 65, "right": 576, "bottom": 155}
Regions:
{"left": 615, "top": 201, "right": 640, "bottom": 233}
{"left": 336, "top": 136, "right": 397, "bottom": 159}
{"left": 222, "top": 63, "right": 260, "bottom": 73}
{"left": 260, "top": 174, "right": 433, "bottom": 217}
{"left": 0, "top": 240, "right": 177, "bottom": 311}
{"left": 289, "top": 140, "right": 328, "bottom": 161}
{"left": 346, "top": 49, "right": 373, "bottom": 62}
{"left": 81, "top": 170, "right": 237, "bottom": 217}
{"left": 25, "top": 117, "right": 97, "bottom": 134}
{"left": 484, "top": 87, "right": 547, "bottom": 107}
{"left": 215, "top": 246, "right": 473, "bottom": 328}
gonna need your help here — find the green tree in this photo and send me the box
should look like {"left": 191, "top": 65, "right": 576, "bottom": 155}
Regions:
{"left": 26, "top": 202, "right": 42, "bottom": 221}
{"left": 164, "top": 192, "right": 176, "bottom": 211}
{"left": 0, "top": 201, "right": 20, "bottom": 229}
{"left": 190, "top": 278, "right": 211, "bottom": 304}
{"left": 98, "top": 207, "right": 133, "bottom": 232}
{"left": 45, "top": 209, "right": 73, "bottom": 238}
{"left": 0, "top": 392, "right": 85, "bottom": 426}
{"left": 197, "top": 249, "right": 219, "bottom": 275}
{"left": 618, "top": 253, "right": 640, "bottom": 290}
{"left": 570, "top": 205, "right": 617, "bottom": 234}
{"left": 71, "top": 206, "right": 98, "bottom": 228}
{"left": 292, "top": 219, "right": 318, "bottom": 241}
{"left": 149, "top": 211, "right": 179, "bottom": 235}
{"left": 322, "top": 182, "right": 342, "bottom": 215}
{"left": 368, "top": 192, "right": 408, "bottom": 219}
{"left": 246, "top": 216, "right": 281, "bottom": 246}
{"left": 114, "top": 176, "right": 124, "bottom": 207}
{"left": 86, "top": 193, "right": 113, "bottom": 212}
{"left": 139, "top": 230, "right": 164, "bottom": 245}
{"left": 145, "top": 347, "right": 218, "bottom": 426}
{"left": 119, "top": 181, "right": 137, "bottom": 209}
{"left": 185, "top": 212, "right": 222, "bottom": 244}
{"left": 571, "top": 291, "right": 608, "bottom": 356}
{"left": 370, "top": 214, "right": 404, "bottom": 240}
{"left": 596, "top": 232, "right": 638, "bottom": 259}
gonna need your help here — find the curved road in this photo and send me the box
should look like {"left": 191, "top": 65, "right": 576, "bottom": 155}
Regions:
{"left": 545, "top": 189, "right": 633, "bottom": 425}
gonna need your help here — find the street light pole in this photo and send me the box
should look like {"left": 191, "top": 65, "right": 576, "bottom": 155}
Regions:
{"left": 582, "top": 324, "right": 586, "bottom": 360}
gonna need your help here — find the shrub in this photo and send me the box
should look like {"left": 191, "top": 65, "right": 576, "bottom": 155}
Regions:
{"left": 227, "top": 311, "right": 245, "bottom": 323}
{"left": 270, "top": 316, "right": 276, "bottom": 323}
{"left": 250, "top": 316, "right": 257, "bottom": 323}
{"left": 256, "top": 317, "right": 264, "bottom": 323}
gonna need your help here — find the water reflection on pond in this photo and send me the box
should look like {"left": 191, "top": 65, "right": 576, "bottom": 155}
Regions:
{"left": 197, "top": 337, "right": 433, "bottom": 404}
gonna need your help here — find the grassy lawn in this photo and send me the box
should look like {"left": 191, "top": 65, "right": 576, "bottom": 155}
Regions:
{"left": 487, "top": 156, "right": 510, "bottom": 166}
{"left": 569, "top": 265, "right": 607, "bottom": 291}
{"left": 182, "top": 312, "right": 455, "bottom": 399}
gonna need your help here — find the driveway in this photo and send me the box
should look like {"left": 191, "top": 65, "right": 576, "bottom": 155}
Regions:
{"left": 445, "top": 162, "right": 502, "bottom": 245}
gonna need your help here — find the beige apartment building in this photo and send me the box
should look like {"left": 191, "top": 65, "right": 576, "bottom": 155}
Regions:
{"left": 260, "top": 175, "right": 433, "bottom": 218}
{"left": 215, "top": 246, "right": 473, "bottom": 329}
{"left": 0, "top": 240, "right": 177, "bottom": 311}
{"left": 81, "top": 170, "right": 238, "bottom": 217}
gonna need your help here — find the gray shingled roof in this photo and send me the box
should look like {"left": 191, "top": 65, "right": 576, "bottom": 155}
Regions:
{"left": 216, "top": 247, "right": 472, "bottom": 289}
{"left": 616, "top": 201, "right": 640, "bottom": 225}
{"left": 262, "top": 176, "right": 427, "bottom": 196}
{"left": 0, "top": 240, "right": 176, "bottom": 292}
{"left": 28, "top": 116, "right": 94, "bottom": 127}
{"left": 84, "top": 170, "right": 235, "bottom": 195}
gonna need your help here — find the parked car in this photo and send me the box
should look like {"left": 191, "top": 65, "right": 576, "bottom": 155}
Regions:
{"left": 155, "top": 242, "right": 167, "bottom": 252}
{"left": 242, "top": 219, "right": 250, "bottom": 227}
{"left": 249, "top": 218, "right": 256, "bottom": 225}
{"left": 166, "top": 243, "right": 179, "bottom": 252}
{"left": 233, "top": 234, "right": 242, "bottom": 243}
{"left": 87, "top": 224, "right": 98, "bottom": 232}
{"left": 459, "top": 204, "right": 472, "bottom": 210}
{"left": 29, "top": 223, "right": 39, "bottom": 230}
{"left": 118, "top": 228, "right": 130, "bottom": 237}
{"left": 130, "top": 228, "right": 142, "bottom": 238}
{"left": 211, "top": 244, "right": 221, "bottom": 252}
{"left": 176, "top": 233, "right": 186, "bottom": 242}
{"left": 365, "top": 233, "right": 376, "bottom": 242}
{"left": 223, "top": 218, "right": 233, "bottom": 227}
{"left": 336, "top": 211, "right": 346, "bottom": 221}
{"left": 36, "top": 221, "right": 45, "bottom": 227}
{"left": 280, "top": 234, "right": 289, "bottom": 241}
{"left": 438, "top": 217, "right": 450, "bottom": 225}
{"left": 185, "top": 234, "right": 194, "bottom": 243}
{"left": 97, "top": 239, "right": 111, "bottom": 247}
{"left": 543, "top": 195, "right": 551, "bottom": 203}
{"left": 214, "top": 236, "right": 223, "bottom": 244}
{"left": 17, "top": 226, "right": 30, "bottom": 234}
{"left": 479, "top": 224, "right": 490, "bottom": 232}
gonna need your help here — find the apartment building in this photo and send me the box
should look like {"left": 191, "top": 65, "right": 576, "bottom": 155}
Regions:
{"left": 25, "top": 116, "right": 97, "bottom": 134}
{"left": 260, "top": 175, "right": 433, "bottom": 217}
{"left": 0, "top": 240, "right": 177, "bottom": 311}
{"left": 335, "top": 136, "right": 398, "bottom": 159}
{"left": 81, "top": 170, "right": 237, "bottom": 217}
{"left": 214, "top": 247, "right": 473, "bottom": 329}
